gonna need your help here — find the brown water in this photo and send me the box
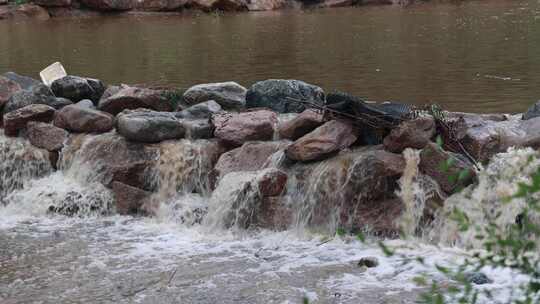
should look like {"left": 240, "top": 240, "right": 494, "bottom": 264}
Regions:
{"left": 0, "top": 0, "right": 539, "bottom": 113}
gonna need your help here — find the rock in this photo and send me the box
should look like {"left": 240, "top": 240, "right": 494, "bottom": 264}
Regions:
{"left": 383, "top": 116, "right": 435, "bottom": 153}
{"left": 98, "top": 86, "right": 173, "bottom": 115}
{"left": 0, "top": 0, "right": 7, "bottom": 5}
{"left": 278, "top": 109, "right": 323, "bottom": 140}
{"left": 3, "top": 85, "right": 56, "bottom": 114}
{"left": 26, "top": 122, "right": 69, "bottom": 152}
{"left": 3, "top": 104, "right": 56, "bottom": 137}
{"left": 464, "top": 272, "right": 492, "bottom": 285}
{"left": 213, "top": 110, "right": 277, "bottom": 147}
{"left": 283, "top": 147, "right": 405, "bottom": 234}
{"left": 75, "top": 99, "right": 95, "bottom": 109}
{"left": 247, "top": 0, "right": 292, "bottom": 10}
{"left": 214, "top": 141, "right": 290, "bottom": 179}
{"left": 190, "top": 0, "right": 247, "bottom": 11}
{"left": 51, "top": 75, "right": 105, "bottom": 104}
{"left": 61, "top": 133, "right": 159, "bottom": 191}
{"left": 79, "top": 0, "right": 134, "bottom": 10}
{"left": 112, "top": 181, "right": 151, "bottom": 215}
{"left": 175, "top": 100, "right": 222, "bottom": 119}
{"left": 257, "top": 168, "right": 287, "bottom": 197}
{"left": 357, "top": 257, "right": 379, "bottom": 268}
{"left": 116, "top": 109, "right": 185, "bottom": 143}
{"left": 0, "top": 76, "right": 21, "bottom": 110}
{"left": 183, "top": 82, "right": 247, "bottom": 110}
{"left": 33, "top": 0, "right": 72, "bottom": 7}
{"left": 246, "top": 79, "right": 325, "bottom": 113}
{"left": 256, "top": 196, "right": 293, "bottom": 230}
{"left": 134, "top": 0, "right": 189, "bottom": 11}
{"left": 182, "top": 119, "right": 214, "bottom": 139}
{"left": 0, "top": 4, "right": 50, "bottom": 21}
{"left": 286, "top": 120, "right": 357, "bottom": 162}
{"left": 523, "top": 100, "right": 540, "bottom": 120}
{"left": 54, "top": 104, "right": 114, "bottom": 133}
{"left": 419, "top": 142, "right": 475, "bottom": 194}
{"left": 315, "top": 0, "right": 354, "bottom": 7}
{"left": 99, "top": 85, "right": 123, "bottom": 102}
{"left": 48, "top": 97, "right": 74, "bottom": 110}
{"left": 2, "top": 72, "right": 41, "bottom": 90}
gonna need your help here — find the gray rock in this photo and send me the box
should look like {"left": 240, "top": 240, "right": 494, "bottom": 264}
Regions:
{"left": 176, "top": 100, "right": 222, "bottom": 119}
{"left": 47, "top": 97, "right": 73, "bottom": 110}
{"left": 3, "top": 89, "right": 55, "bottom": 114}
{"left": 246, "top": 79, "right": 325, "bottom": 113}
{"left": 76, "top": 99, "right": 96, "bottom": 109}
{"left": 358, "top": 257, "right": 379, "bottom": 268}
{"left": 2, "top": 72, "right": 41, "bottom": 90}
{"left": 523, "top": 100, "right": 540, "bottom": 120}
{"left": 464, "top": 272, "right": 492, "bottom": 285}
{"left": 51, "top": 75, "right": 105, "bottom": 103}
{"left": 183, "top": 82, "right": 247, "bottom": 110}
{"left": 116, "top": 109, "right": 185, "bottom": 143}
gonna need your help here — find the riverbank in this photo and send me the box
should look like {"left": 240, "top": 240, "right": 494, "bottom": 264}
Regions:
{"left": 0, "top": 0, "right": 460, "bottom": 20}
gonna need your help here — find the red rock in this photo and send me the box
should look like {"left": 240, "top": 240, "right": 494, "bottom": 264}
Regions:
{"left": 419, "top": 142, "right": 475, "bottom": 194}
{"left": 256, "top": 196, "right": 293, "bottom": 230}
{"left": 26, "top": 121, "right": 69, "bottom": 151}
{"left": 278, "top": 109, "right": 323, "bottom": 140}
{"left": 383, "top": 116, "right": 435, "bottom": 153}
{"left": 257, "top": 168, "right": 287, "bottom": 197}
{"left": 214, "top": 141, "right": 290, "bottom": 179}
{"left": 98, "top": 86, "right": 173, "bottom": 115}
{"left": 54, "top": 104, "right": 114, "bottom": 133}
{"left": 112, "top": 181, "right": 151, "bottom": 215}
{"left": 286, "top": 120, "right": 357, "bottom": 162}
{"left": 213, "top": 110, "right": 277, "bottom": 147}
{"left": 3, "top": 104, "right": 55, "bottom": 137}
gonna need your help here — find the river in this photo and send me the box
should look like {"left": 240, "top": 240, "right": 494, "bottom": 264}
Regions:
{"left": 1, "top": 0, "right": 539, "bottom": 113}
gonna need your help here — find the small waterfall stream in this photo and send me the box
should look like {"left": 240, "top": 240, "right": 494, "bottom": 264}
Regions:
{"left": 0, "top": 132, "right": 537, "bottom": 303}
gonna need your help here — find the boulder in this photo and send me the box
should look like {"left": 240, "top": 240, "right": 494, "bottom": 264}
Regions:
{"left": 0, "top": 76, "right": 21, "bottom": 110}
{"left": 286, "top": 120, "right": 357, "bottom": 162}
{"left": 2, "top": 72, "right": 41, "bottom": 90}
{"left": 0, "top": 4, "right": 50, "bottom": 20}
{"left": 47, "top": 97, "right": 74, "bottom": 110}
{"left": 51, "top": 75, "right": 105, "bottom": 104}
{"left": 2, "top": 85, "right": 56, "bottom": 114}
{"left": 256, "top": 196, "right": 293, "bottom": 230}
{"left": 0, "top": 0, "right": 7, "bottom": 5}
{"left": 246, "top": 79, "right": 325, "bottom": 113}
{"left": 257, "top": 168, "right": 287, "bottom": 197}
{"left": 54, "top": 104, "right": 114, "bottom": 133}
{"left": 33, "top": 0, "right": 72, "bottom": 7}
{"left": 214, "top": 141, "right": 290, "bottom": 179}
{"left": 523, "top": 100, "right": 540, "bottom": 120}
{"left": 75, "top": 99, "right": 95, "bottom": 109}
{"left": 112, "top": 181, "right": 151, "bottom": 215}
{"left": 419, "top": 142, "right": 475, "bottom": 194}
{"left": 79, "top": 0, "right": 134, "bottom": 10}
{"left": 278, "top": 109, "right": 323, "bottom": 140}
{"left": 134, "top": 0, "right": 189, "bottom": 11}
{"left": 98, "top": 86, "right": 173, "bottom": 115}
{"left": 247, "top": 0, "right": 292, "bottom": 10}
{"left": 61, "top": 133, "right": 159, "bottom": 191}
{"left": 182, "top": 119, "right": 214, "bottom": 139}
{"left": 213, "top": 110, "right": 277, "bottom": 147}
{"left": 26, "top": 121, "right": 69, "bottom": 152}
{"left": 183, "top": 82, "right": 247, "bottom": 110}
{"left": 175, "top": 100, "right": 222, "bottom": 119}
{"left": 190, "top": 0, "right": 247, "bottom": 11}
{"left": 3, "top": 104, "right": 56, "bottom": 137}
{"left": 383, "top": 116, "right": 435, "bottom": 153}
{"left": 116, "top": 109, "right": 185, "bottom": 143}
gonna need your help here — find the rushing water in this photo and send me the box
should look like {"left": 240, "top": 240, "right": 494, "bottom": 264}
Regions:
{"left": 0, "top": 130, "right": 535, "bottom": 304}
{"left": 1, "top": 0, "right": 540, "bottom": 113}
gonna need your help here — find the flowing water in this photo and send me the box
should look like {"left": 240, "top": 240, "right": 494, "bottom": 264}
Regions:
{"left": 0, "top": 131, "right": 536, "bottom": 304}
{"left": 1, "top": 0, "right": 540, "bottom": 113}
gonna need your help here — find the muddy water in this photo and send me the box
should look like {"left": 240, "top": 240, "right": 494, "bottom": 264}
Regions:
{"left": 0, "top": 0, "right": 539, "bottom": 113}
